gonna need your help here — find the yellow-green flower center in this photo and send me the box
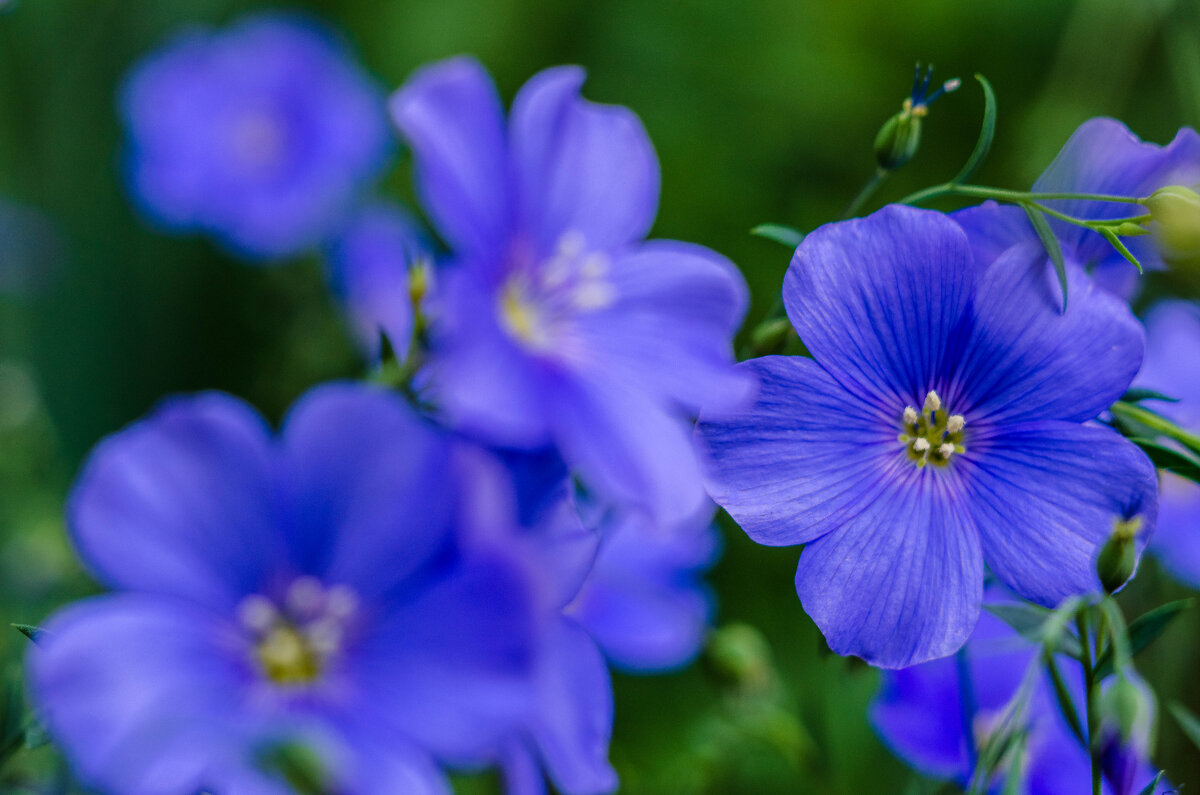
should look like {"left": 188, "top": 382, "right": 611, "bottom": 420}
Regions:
{"left": 898, "top": 390, "right": 966, "bottom": 468}
{"left": 237, "top": 577, "right": 358, "bottom": 687}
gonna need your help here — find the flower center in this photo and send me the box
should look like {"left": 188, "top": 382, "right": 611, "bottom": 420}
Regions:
{"left": 498, "top": 231, "right": 614, "bottom": 352}
{"left": 898, "top": 390, "right": 966, "bottom": 467}
{"left": 237, "top": 576, "right": 359, "bottom": 686}
{"left": 230, "top": 109, "right": 288, "bottom": 172}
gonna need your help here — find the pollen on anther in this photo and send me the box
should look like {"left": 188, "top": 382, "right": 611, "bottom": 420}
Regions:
{"left": 938, "top": 442, "right": 956, "bottom": 459}
{"left": 902, "top": 406, "right": 918, "bottom": 425}
{"left": 912, "top": 438, "right": 930, "bottom": 453}
{"left": 923, "top": 390, "right": 941, "bottom": 413}
{"left": 946, "top": 415, "right": 965, "bottom": 434}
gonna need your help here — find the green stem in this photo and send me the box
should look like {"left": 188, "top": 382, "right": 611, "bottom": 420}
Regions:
{"left": 1076, "top": 610, "right": 1102, "bottom": 795}
{"left": 899, "top": 182, "right": 1147, "bottom": 208}
{"left": 842, "top": 167, "right": 889, "bottom": 219}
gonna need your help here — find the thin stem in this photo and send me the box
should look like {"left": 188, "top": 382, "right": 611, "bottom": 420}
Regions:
{"left": 1076, "top": 609, "right": 1102, "bottom": 795}
{"left": 842, "top": 167, "right": 889, "bottom": 219}
{"left": 898, "top": 182, "right": 1147, "bottom": 208}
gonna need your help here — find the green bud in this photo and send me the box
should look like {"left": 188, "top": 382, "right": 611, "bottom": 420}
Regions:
{"left": 1096, "top": 516, "right": 1142, "bottom": 595}
{"left": 1101, "top": 676, "right": 1143, "bottom": 742}
{"left": 704, "top": 622, "right": 774, "bottom": 694}
{"left": 874, "top": 107, "right": 923, "bottom": 171}
{"left": 1145, "top": 185, "right": 1200, "bottom": 266}
{"left": 408, "top": 258, "right": 433, "bottom": 307}
{"left": 749, "top": 317, "right": 794, "bottom": 356}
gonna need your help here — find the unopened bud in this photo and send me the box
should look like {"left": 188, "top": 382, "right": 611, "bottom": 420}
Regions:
{"left": 1096, "top": 516, "right": 1142, "bottom": 595}
{"left": 1100, "top": 675, "right": 1144, "bottom": 744}
{"left": 408, "top": 259, "right": 433, "bottom": 306}
{"left": 874, "top": 110, "right": 923, "bottom": 171}
{"left": 1145, "top": 185, "right": 1200, "bottom": 267}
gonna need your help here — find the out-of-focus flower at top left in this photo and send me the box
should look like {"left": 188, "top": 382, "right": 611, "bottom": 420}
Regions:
{"left": 120, "top": 13, "right": 392, "bottom": 262}
{"left": 29, "top": 384, "right": 539, "bottom": 794}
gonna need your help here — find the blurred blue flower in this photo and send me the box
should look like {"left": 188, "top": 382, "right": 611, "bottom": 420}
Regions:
{"left": 955, "top": 118, "right": 1200, "bottom": 298}
{"left": 871, "top": 599, "right": 1167, "bottom": 794}
{"left": 324, "top": 200, "right": 432, "bottom": 357}
{"left": 1133, "top": 299, "right": 1200, "bottom": 587}
{"left": 30, "top": 384, "right": 539, "bottom": 794}
{"left": 696, "top": 205, "right": 1157, "bottom": 668}
{"left": 390, "top": 57, "right": 751, "bottom": 524}
{"left": 120, "top": 14, "right": 392, "bottom": 261}
{"left": 486, "top": 451, "right": 720, "bottom": 794}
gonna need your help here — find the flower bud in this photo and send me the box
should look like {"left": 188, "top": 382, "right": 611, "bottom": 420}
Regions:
{"left": 1096, "top": 516, "right": 1142, "bottom": 595}
{"left": 1145, "top": 185, "right": 1200, "bottom": 266}
{"left": 1099, "top": 674, "right": 1157, "bottom": 795}
{"left": 872, "top": 65, "right": 959, "bottom": 172}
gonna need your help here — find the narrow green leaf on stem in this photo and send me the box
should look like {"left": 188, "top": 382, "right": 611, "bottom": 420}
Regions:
{"left": 1021, "top": 204, "right": 1068, "bottom": 312}
{"left": 1110, "top": 401, "right": 1200, "bottom": 460}
{"left": 1043, "top": 648, "right": 1087, "bottom": 747}
{"left": 1169, "top": 701, "right": 1200, "bottom": 750}
{"left": 1097, "top": 599, "right": 1132, "bottom": 676}
{"left": 1136, "top": 771, "right": 1165, "bottom": 795}
{"left": 750, "top": 223, "right": 805, "bottom": 249}
{"left": 1121, "top": 388, "right": 1180, "bottom": 404}
{"left": 950, "top": 74, "right": 997, "bottom": 186}
{"left": 842, "top": 168, "right": 889, "bottom": 220}
{"left": 10, "top": 624, "right": 45, "bottom": 645}
{"left": 1094, "top": 598, "right": 1194, "bottom": 680}
{"left": 1100, "top": 228, "right": 1145, "bottom": 274}
{"left": 1128, "top": 438, "right": 1200, "bottom": 485}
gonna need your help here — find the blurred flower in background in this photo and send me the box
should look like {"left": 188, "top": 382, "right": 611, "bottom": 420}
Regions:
{"left": 119, "top": 13, "right": 392, "bottom": 262}
{"left": 954, "top": 119, "right": 1200, "bottom": 298}
{"left": 871, "top": 598, "right": 1167, "bottom": 794}
{"left": 30, "top": 385, "right": 541, "bottom": 794}
{"left": 1134, "top": 300, "right": 1200, "bottom": 587}
{"left": 392, "top": 57, "right": 751, "bottom": 524}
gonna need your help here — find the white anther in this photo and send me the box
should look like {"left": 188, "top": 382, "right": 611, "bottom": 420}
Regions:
{"left": 903, "top": 406, "right": 918, "bottom": 425}
{"left": 237, "top": 595, "right": 278, "bottom": 633}
{"left": 305, "top": 619, "right": 343, "bottom": 655}
{"left": 557, "top": 230, "right": 585, "bottom": 257}
{"left": 580, "top": 253, "right": 609, "bottom": 279}
{"left": 573, "top": 282, "right": 616, "bottom": 310}
{"left": 946, "top": 415, "right": 965, "bottom": 434}
{"left": 286, "top": 576, "right": 325, "bottom": 615}
{"left": 923, "top": 390, "right": 942, "bottom": 413}
{"left": 938, "top": 443, "right": 956, "bottom": 459}
{"left": 324, "top": 586, "right": 359, "bottom": 620}
{"left": 912, "top": 438, "right": 930, "bottom": 453}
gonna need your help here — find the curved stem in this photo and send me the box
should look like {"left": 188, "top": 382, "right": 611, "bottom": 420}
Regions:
{"left": 899, "top": 182, "right": 1146, "bottom": 208}
{"left": 1076, "top": 609, "right": 1102, "bottom": 795}
{"left": 842, "top": 167, "right": 890, "bottom": 219}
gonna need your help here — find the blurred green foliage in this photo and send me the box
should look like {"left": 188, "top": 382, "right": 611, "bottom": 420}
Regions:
{"left": 1, "top": 0, "right": 1199, "bottom": 791}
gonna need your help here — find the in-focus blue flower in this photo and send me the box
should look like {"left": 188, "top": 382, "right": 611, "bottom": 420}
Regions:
{"left": 484, "top": 451, "right": 720, "bottom": 795}
{"left": 390, "top": 57, "right": 751, "bottom": 523}
{"left": 871, "top": 598, "right": 1167, "bottom": 794}
{"left": 121, "top": 14, "right": 392, "bottom": 261}
{"left": 955, "top": 118, "right": 1200, "bottom": 298}
{"left": 324, "top": 200, "right": 432, "bottom": 358}
{"left": 1133, "top": 299, "right": 1200, "bottom": 586}
{"left": 30, "top": 384, "right": 539, "bottom": 794}
{"left": 696, "top": 205, "right": 1157, "bottom": 667}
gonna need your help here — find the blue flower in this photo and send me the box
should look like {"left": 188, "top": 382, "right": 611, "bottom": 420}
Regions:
{"left": 871, "top": 598, "right": 1167, "bottom": 794}
{"left": 120, "top": 14, "right": 392, "bottom": 261}
{"left": 696, "top": 205, "right": 1157, "bottom": 667}
{"left": 955, "top": 118, "right": 1200, "bottom": 298}
{"left": 390, "top": 57, "right": 751, "bottom": 523}
{"left": 1133, "top": 300, "right": 1200, "bottom": 587}
{"left": 30, "top": 384, "right": 539, "bottom": 794}
{"left": 324, "top": 201, "right": 432, "bottom": 358}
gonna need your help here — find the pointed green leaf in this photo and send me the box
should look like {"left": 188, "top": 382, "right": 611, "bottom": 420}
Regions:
{"left": 750, "top": 223, "right": 805, "bottom": 249}
{"left": 1129, "top": 438, "right": 1200, "bottom": 484}
{"left": 1022, "top": 204, "right": 1068, "bottom": 312}
{"left": 1136, "top": 769, "right": 1165, "bottom": 795}
{"left": 950, "top": 74, "right": 997, "bottom": 185}
{"left": 1095, "top": 598, "right": 1194, "bottom": 680}
{"left": 1111, "top": 401, "right": 1200, "bottom": 460}
{"left": 1101, "top": 227, "right": 1145, "bottom": 274}
{"left": 10, "top": 624, "right": 45, "bottom": 645}
{"left": 1121, "top": 388, "right": 1179, "bottom": 404}
{"left": 1169, "top": 701, "right": 1200, "bottom": 750}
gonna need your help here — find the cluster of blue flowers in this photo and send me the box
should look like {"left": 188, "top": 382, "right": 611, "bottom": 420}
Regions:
{"left": 21, "top": 8, "right": 1200, "bottom": 795}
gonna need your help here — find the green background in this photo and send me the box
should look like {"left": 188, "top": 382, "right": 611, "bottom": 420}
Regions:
{"left": 1, "top": 0, "right": 1199, "bottom": 791}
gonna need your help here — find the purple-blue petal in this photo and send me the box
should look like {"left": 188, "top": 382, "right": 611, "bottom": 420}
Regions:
{"left": 509, "top": 65, "right": 659, "bottom": 257}
{"left": 696, "top": 356, "right": 897, "bottom": 546}
{"left": 951, "top": 201, "right": 1034, "bottom": 271}
{"left": 794, "top": 467, "right": 983, "bottom": 668}
{"left": 963, "top": 421, "right": 1158, "bottom": 606}
{"left": 951, "top": 244, "right": 1144, "bottom": 425}
{"left": 391, "top": 56, "right": 512, "bottom": 261}
{"left": 783, "top": 205, "right": 977, "bottom": 412}
{"left": 68, "top": 392, "right": 282, "bottom": 611}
